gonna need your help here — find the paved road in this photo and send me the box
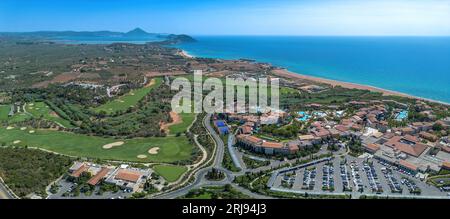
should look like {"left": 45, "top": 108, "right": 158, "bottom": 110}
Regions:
{"left": 154, "top": 114, "right": 270, "bottom": 199}
{"left": 0, "top": 178, "right": 16, "bottom": 199}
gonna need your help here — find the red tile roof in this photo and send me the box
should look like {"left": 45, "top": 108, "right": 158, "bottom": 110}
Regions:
{"left": 442, "top": 162, "right": 450, "bottom": 170}
{"left": 71, "top": 164, "right": 88, "bottom": 178}
{"left": 385, "top": 136, "right": 428, "bottom": 157}
{"left": 365, "top": 143, "right": 380, "bottom": 152}
{"left": 261, "top": 141, "right": 284, "bottom": 149}
{"left": 115, "top": 170, "right": 142, "bottom": 183}
{"left": 88, "top": 167, "right": 110, "bottom": 186}
{"left": 398, "top": 160, "right": 418, "bottom": 172}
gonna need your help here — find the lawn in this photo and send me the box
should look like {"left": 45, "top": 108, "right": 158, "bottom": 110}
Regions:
{"left": 168, "top": 113, "right": 196, "bottom": 135}
{"left": 153, "top": 164, "right": 188, "bottom": 182}
{"left": 0, "top": 127, "right": 194, "bottom": 163}
{"left": 25, "top": 102, "right": 74, "bottom": 128}
{"left": 93, "top": 77, "right": 162, "bottom": 114}
{"left": 0, "top": 105, "right": 10, "bottom": 121}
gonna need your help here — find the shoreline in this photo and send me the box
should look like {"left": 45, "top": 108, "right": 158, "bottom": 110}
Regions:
{"left": 271, "top": 68, "right": 450, "bottom": 106}
{"left": 177, "top": 47, "right": 449, "bottom": 106}
{"left": 179, "top": 50, "right": 195, "bottom": 58}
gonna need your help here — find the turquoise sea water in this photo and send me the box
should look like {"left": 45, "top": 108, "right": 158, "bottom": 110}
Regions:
{"left": 174, "top": 36, "right": 450, "bottom": 103}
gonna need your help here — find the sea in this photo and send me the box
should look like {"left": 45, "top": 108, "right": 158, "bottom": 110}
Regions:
{"left": 174, "top": 36, "right": 450, "bottom": 104}
{"left": 57, "top": 35, "right": 450, "bottom": 103}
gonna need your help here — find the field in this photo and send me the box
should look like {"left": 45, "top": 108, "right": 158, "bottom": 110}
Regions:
{"left": 153, "top": 164, "right": 188, "bottom": 182}
{"left": 0, "top": 127, "right": 194, "bottom": 163}
{"left": 0, "top": 105, "right": 9, "bottom": 121}
{"left": 93, "top": 77, "right": 162, "bottom": 114}
{"left": 25, "top": 102, "right": 74, "bottom": 128}
{"left": 168, "top": 113, "right": 196, "bottom": 135}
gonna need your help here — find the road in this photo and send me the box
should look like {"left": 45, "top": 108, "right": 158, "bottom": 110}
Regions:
{"left": 154, "top": 114, "right": 270, "bottom": 199}
{"left": 0, "top": 177, "right": 16, "bottom": 199}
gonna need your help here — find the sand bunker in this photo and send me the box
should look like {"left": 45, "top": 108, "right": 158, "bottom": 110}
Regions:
{"left": 102, "top": 141, "right": 125, "bottom": 149}
{"left": 145, "top": 79, "right": 156, "bottom": 88}
{"left": 20, "top": 127, "right": 27, "bottom": 130}
{"left": 13, "top": 140, "right": 21, "bottom": 144}
{"left": 137, "top": 155, "right": 147, "bottom": 159}
{"left": 160, "top": 111, "right": 183, "bottom": 134}
{"left": 29, "top": 130, "right": 35, "bottom": 134}
{"left": 148, "top": 147, "right": 160, "bottom": 155}
{"left": 6, "top": 126, "right": 14, "bottom": 130}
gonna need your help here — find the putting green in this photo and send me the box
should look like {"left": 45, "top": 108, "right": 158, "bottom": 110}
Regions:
{"left": 0, "top": 128, "right": 194, "bottom": 163}
{"left": 153, "top": 164, "right": 188, "bottom": 182}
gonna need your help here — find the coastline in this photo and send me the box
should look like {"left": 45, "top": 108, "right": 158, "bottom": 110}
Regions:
{"left": 179, "top": 50, "right": 195, "bottom": 58}
{"left": 271, "top": 68, "right": 450, "bottom": 106}
{"left": 177, "top": 47, "right": 449, "bottom": 106}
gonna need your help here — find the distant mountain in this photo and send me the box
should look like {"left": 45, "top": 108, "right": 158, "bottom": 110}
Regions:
{"left": 124, "top": 28, "right": 153, "bottom": 37}
{"left": 166, "top": 34, "right": 197, "bottom": 43}
{"left": 0, "top": 28, "right": 196, "bottom": 44}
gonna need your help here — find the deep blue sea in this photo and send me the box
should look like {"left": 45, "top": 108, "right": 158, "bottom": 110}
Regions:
{"left": 173, "top": 36, "right": 450, "bottom": 103}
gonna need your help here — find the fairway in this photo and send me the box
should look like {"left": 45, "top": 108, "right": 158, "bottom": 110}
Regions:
{"left": 0, "top": 127, "right": 194, "bottom": 163}
{"left": 25, "top": 102, "right": 74, "bottom": 128}
{"left": 93, "top": 77, "right": 162, "bottom": 114}
{"left": 0, "top": 105, "right": 10, "bottom": 121}
{"left": 153, "top": 164, "right": 187, "bottom": 182}
{"left": 168, "top": 113, "right": 196, "bottom": 135}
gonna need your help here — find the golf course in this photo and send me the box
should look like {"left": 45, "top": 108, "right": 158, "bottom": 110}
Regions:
{"left": 153, "top": 164, "right": 188, "bottom": 182}
{"left": 0, "top": 127, "right": 194, "bottom": 163}
{"left": 93, "top": 77, "right": 163, "bottom": 114}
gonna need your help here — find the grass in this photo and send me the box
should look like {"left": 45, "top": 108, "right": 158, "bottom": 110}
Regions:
{"left": 168, "top": 113, "right": 196, "bottom": 135}
{"left": 0, "top": 105, "right": 10, "bottom": 121}
{"left": 25, "top": 102, "right": 74, "bottom": 128}
{"left": 153, "top": 164, "right": 187, "bottom": 182}
{"left": 181, "top": 186, "right": 251, "bottom": 199}
{"left": 93, "top": 77, "right": 162, "bottom": 114}
{"left": 0, "top": 127, "right": 194, "bottom": 163}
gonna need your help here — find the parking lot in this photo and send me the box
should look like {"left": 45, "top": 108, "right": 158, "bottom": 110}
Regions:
{"left": 273, "top": 155, "right": 447, "bottom": 198}
{"left": 48, "top": 178, "right": 132, "bottom": 199}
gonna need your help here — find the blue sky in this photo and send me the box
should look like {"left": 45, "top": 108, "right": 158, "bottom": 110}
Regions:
{"left": 1, "top": 0, "right": 449, "bottom": 35}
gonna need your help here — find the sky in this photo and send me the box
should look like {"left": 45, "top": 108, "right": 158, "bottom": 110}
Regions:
{"left": 1, "top": 0, "right": 450, "bottom": 35}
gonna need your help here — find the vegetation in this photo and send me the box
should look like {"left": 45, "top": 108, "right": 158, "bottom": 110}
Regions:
{"left": 181, "top": 184, "right": 251, "bottom": 199}
{"left": 25, "top": 102, "right": 74, "bottom": 128}
{"left": 153, "top": 164, "right": 187, "bottom": 182}
{"left": 205, "top": 168, "right": 225, "bottom": 181}
{"left": 242, "top": 156, "right": 270, "bottom": 169}
{"left": 0, "top": 128, "right": 194, "bottom": 163}
{"left": 0, "top": 147, "right": 73, "bottom": 198}
{"left": 222, "top": 142, "right": 241, "bottom": 172}
{"left": 93, "top": 78, "right": 162, "bottom": 114}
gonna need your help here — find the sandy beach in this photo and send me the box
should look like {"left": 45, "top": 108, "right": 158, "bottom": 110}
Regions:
{"left": 271, "top": 68, "right": 449, "bottom": 105}
{"left": 178, "top": 50, "right": 194, "bottom": 58}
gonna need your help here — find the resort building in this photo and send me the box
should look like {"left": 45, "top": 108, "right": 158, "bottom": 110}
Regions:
{"left": 105, "top": 165, "right": 151, "bottom": 192}
{"left": 236, "top": 135, "right": 299, "bottom": 155}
